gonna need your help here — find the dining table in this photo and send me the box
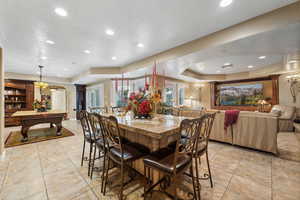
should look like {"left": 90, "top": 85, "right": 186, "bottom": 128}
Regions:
{"left": 100, "top": 113, "right": 191, "bottom": 183}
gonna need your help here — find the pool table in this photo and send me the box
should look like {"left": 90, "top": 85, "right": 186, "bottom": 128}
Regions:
{"left": 12, "top": 110, "right": 66, "bottom": 142}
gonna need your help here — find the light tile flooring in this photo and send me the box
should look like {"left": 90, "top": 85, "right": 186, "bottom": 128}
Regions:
{"left": 0, "top": 120, "right": 300, "bottom": 200}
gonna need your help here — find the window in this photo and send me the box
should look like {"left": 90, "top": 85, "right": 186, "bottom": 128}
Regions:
{"left": 111, "top": 80, "right": 131, "bottom": 107}
{"left": 178, "top": 87, "right": 185, "bottom": 105}
{"left": 164, "top": 81, "right": 177, "bottom": 106}
{"left": 86, "top": 84, "right": 104, "bottom": 109}
{"left": 165, "top": 88, "right": 174, "bottom": 106}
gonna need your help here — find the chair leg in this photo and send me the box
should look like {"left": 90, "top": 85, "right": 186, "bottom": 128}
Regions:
{"left": 143, "top": 165, "right": 150, "bottom": 199}
{"left": 205, "top": 151, "right": 213, "bottom": 188}
{"left": 103, "top": 157, "right": 110, "bottom": 195}
{"left": 143, "top": 166, "right": 147, "bottom": 199}
{"left": 173, "top": 176, "right": 178, "bottom": 200}
{"left": 91, "top": 145, "right": 97, "bottom": 179}
{"left": 194, "top": 157, "right": 201, "bottom": 200}
{"left": 81, "top": 140, "right": 86, "bottom": 166}
{"left": 101, "top": 149, "right": 107, "bottom": 193}
{"left": 88, "top": 143, "right": 93, "bottom": 176}
{"left": 190, "top": 164, "right": 197, "bottom": 200}
{"left": 119, "top": 163, "right": 124, "bottom": 200}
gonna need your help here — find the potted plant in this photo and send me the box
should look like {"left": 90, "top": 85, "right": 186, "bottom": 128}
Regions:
{"left": 33, "top": 99, "right": 49, "bottom": 112}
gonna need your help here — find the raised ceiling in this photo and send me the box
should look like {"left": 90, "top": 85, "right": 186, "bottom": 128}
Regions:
{"left": 0, "top": 0, "right": 297, "bottom": 80}
{"left": 75, "top": 22, "right": 300, "bottom": 84}
{"left": 185, "top": 23, "right": 300, "bottom": 75}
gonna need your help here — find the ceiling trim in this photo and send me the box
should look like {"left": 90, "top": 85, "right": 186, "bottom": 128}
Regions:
{"left": 182, "top": 69, "right": 226, "bottom": 81}
{"left": 69, "top": 2, "right": 300, "bottom": 83}
{"left": 5, "top": 72, "right": 72, "bottom": 84}
{"left": 90, "top": 67, "right": 121, "bottom": 74}
{"left": 182, "top": 62, "right": 285, "bottom": 81}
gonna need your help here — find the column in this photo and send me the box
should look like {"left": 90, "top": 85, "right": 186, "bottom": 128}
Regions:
{"left": 0, "top": 48, "right": 4, "bottom": 155}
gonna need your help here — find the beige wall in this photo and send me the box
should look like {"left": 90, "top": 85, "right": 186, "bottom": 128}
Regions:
{"left": 0, "top": 48, "right": 4, "bottom": 155}
{"left": 103, "top": 80, "right": 112, "bottom": 107}
{"left": 279, "top": 74, "right": 300, "bottom": 116}
{"left": 200, "top": 83, "right": 212, "bottom": 109}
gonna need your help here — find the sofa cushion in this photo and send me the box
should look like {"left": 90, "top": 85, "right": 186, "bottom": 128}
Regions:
{"left": 271, "top": 105, "right": 296, "bottom": 120}
{"left": 270, "top": 109, "right": 282, "bottom": 117}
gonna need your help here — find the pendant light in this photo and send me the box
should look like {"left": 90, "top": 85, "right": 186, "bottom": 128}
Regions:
{"left": 34, "top": 65, "right": 48, "bottom": 89}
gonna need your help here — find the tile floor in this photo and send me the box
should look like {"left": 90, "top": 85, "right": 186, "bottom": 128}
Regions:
{"left": 0, "top": 120, "right": 300, "bottom": 200}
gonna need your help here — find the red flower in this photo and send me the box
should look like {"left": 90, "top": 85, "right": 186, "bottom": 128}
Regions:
{"left": 129, "top": 92, "right": 136, "bottom": 100}
{"left": 138, "top": 100, "right": 151, "bottom": 114}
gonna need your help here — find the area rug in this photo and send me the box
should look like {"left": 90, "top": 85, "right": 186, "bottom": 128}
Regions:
{"left": 5, "top": 127, "right": 75, "bottom": 148}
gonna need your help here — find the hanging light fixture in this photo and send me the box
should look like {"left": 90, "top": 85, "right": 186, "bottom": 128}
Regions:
{"left": 34, "top": 65, "right": 48, "bottom": 89}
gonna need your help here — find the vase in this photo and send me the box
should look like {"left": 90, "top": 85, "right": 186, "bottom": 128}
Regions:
{"left": 134, "top": 113, "right": 152, "bottom": 119}
{"left": 37, "top": 107, "right": 47, "bottom": 112}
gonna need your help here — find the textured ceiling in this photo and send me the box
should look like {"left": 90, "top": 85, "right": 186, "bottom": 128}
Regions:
{"left": 0, "top": 0, "right": 297, "bottom": 79}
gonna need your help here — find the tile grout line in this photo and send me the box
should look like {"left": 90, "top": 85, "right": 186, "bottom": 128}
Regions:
{"left": 271, "top": 158, "right": 273, "bottom": 200}
{"left": 219, "top": 150, "right": 243, "bottom": 200}
{"left": 36, "top": 144, "right": 50, "bottom": 200}
{"left": 0, "top": 152, "right": 11, "bottom": 196}
{"left": 65, "top": 142, "right": 100, "bottom": 200}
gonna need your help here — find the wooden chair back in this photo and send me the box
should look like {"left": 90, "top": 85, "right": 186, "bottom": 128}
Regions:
{"left": 79, "top": 110, "right": 93, "bottom": 140}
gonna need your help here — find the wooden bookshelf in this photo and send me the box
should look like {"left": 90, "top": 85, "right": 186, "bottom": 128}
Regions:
{"left": 5, "top": 79, "right": 34, "bottom": 126}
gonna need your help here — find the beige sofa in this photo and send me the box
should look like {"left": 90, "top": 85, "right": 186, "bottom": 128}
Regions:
{"left": 271, "top": 105, "right": 296, "bottom": 132}
{"left": 209, "top": 111, "right": 279, "bottom": 154}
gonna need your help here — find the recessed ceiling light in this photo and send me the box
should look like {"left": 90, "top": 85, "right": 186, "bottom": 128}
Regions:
{"left": 63, "top": 68, "right": 69, "bottom": 71}
{"left": 112, "top": 56, "right": 117, "bottom": 60}
{"left": 217, "top": 70, "right": 221, "bottom": 73}
{"left": 84, "top": 50, "right": 91, "bottom": 54}
{"left": 220, "top": 0, "right": 233, "bottom": 7}
{"left": 259, "top": 56, "right": 266, "bottom": 59}
{"left": 137, "top": 43, "right": 144, "bottom": 48}
{"left": 222, "top": 63, "right": 233, "bottom": 69}
{"left": 54, "top": 7, "right": 68, "bottom": 17}
{"left": 40, "top": 56, "right": 47, "bottom": 60}
{"left": 248, "top": 65, "right": 254, "bottom": 69}
{"left": 45, "top": 40, "right": 55, "bottom": 45}
{"left": 105, "top": 29, "right": 115, "bottom": 36}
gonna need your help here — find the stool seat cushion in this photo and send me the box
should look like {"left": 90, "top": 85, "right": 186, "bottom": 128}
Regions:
{"left": 144, "top": 151, "right": 191, "bottom": 174}
{"left": 110, "top": 144, "right": 144, "bottom": 162}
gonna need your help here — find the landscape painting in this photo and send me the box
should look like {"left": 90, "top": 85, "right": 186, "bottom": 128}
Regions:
{"left": 219, "top": 84, "right": 263, "bottom": 106}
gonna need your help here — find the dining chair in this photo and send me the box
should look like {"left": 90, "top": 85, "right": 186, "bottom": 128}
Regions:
{"left": 182, "top": 112, "right": 216, "bottom": 189}
{"left": 143, "top": 116, "right": 205, "bottom": 200}
{"left": 111, "top": 106, "right": 125, "bottom": 113}
{"left": 87, "top": 113, "right": 106, "bottom": 179}
{"left": 89, "top": 106, "right": 108, "bottom": 114}
{"left": 171, "top": 107, "right": 181, "bottom": 116}
{"left": 79, "top": 110, "right": 98, "bottom": 177}
{"left": 196, "top": 112, "right": 216, "bottom": 188}
{"left": 100, "top": 115, "right": 146, "bottom": 200}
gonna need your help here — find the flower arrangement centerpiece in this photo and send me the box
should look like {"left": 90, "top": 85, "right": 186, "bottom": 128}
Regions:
{"left": 126, "top": 61, "right": 162, "bottom": 119}
{"left": 127, "top": 87, "right": 153, "bottom": 119}
{"left": 127, "top": 88, "right": 161, "bottom": 119}
{"left": 33, "top": 99, "right": 49, "bottom": 112}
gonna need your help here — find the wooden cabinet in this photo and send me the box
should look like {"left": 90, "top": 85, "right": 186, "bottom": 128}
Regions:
{"left": 5, "top": 79, "right": 34, "bottom": 126}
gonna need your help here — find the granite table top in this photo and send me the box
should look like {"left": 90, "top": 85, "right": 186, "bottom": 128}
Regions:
{"left": 100, "top": 113, "right": 190, "bottom": 139}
